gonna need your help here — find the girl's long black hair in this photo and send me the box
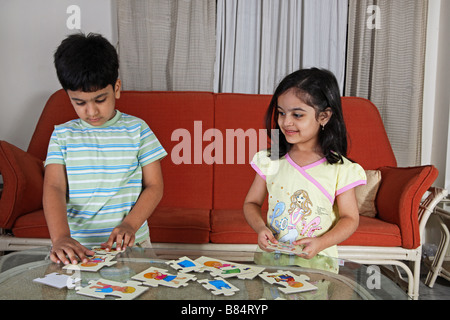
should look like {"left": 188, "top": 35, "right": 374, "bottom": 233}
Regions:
{"left": 265, "top": 68, "right": 347, "bottom": 164}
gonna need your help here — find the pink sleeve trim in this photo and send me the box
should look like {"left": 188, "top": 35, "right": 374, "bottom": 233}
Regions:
{"left": 336, "top": 180, "right": 367, "bottom": 196}
{"left": 251, "top": 161, "right": 266, "bottom": 180}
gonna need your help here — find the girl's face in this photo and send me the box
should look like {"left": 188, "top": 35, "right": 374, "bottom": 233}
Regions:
{"left": 276, "top": 89, "right": 330, "bottom": 151}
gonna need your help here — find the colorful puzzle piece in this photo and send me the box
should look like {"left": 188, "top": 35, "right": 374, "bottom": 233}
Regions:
{"left": 132, "top": 266, "right": 197, "bottom": 288}
{"left": 63, "top": 255, "right": 117, "bottom": 272}
{"left": 266, "top": 241, "right": 307, "bottom": 256}
{"left": 259, "top": 270, "right": 317, "bottom": 294}
{"left": 165, "top": 256, "right": 204, "bottom": 273}
{"left": 194, "top": 256, "right": 262, "bottom": 279}
{"left": 76, "top": 279, "right": 147, "bottom": 300}
{"left": 91, "top": 246, "right": 123, "bottom": 256}
{"left": 197, "top": 277, "right": 240, "bottom": 296}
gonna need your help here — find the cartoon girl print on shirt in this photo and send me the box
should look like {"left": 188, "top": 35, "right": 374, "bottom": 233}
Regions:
{"left": 275, "top": 189, "right": 322, "bottom": 244}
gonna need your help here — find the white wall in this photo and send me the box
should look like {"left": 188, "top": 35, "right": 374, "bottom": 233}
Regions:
{"left": 422, "top": 0, "right": 450, "bottom": 190}
{"left": 0, "top": 0, "right": 117, "bottom": 151}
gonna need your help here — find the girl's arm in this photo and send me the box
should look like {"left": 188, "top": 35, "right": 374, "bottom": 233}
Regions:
{"left": 102, "top": 160, "right": 164, "bottom": 251}
{"left": 43, "top": 164, "right": 94, "bottom": 264}
{"left": 243, "top": 173, "right": 277, "bottom": 251}
{"left": 294, "top": 188, "right": 359, "bottom": 258}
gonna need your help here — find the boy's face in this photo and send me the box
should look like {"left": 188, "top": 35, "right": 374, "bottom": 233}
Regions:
{"left": 67, "top": 79, "right": 121, "bottom": 126}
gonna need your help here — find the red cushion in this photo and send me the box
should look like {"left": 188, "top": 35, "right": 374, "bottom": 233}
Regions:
{"left": 0, "top": 141, "right": 45, "bottom": 229}
{"left": 342, "top": 97, "right": 397, "bottom": 169}
{"left": 339, "top": 215, "right": 402, "bottom": 247}
{"left": 376, "top": 165, "right": 438, "bottom": 249}
{"left": 210, "top": 209, "right": 267, "bottom": 244}
{"left": 28, "top": 90, "right": 77, "bottom": 160}
{"left": 118, "top": 91, "right": 215, "bottom": 209}
{"left": 12, "top": 209, "right": 49, "bottom": 238}
{"left": 148, "top": 207, "right": 211, "bottom": 243}
{"left": 213, "top": 93, "right": 272, "bottom": 210}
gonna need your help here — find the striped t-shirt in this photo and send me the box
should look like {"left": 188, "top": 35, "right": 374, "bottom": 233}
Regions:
{"left": 45, "top": 110, "right": 167, "bottom": 246}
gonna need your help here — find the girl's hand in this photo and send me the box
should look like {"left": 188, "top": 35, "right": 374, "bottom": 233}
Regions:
{"left": 257, "top": 227, "right": 278, "bottom": 252}
{"left": 50, "top": 237, "right": 94, "bottom": 265}
{"left": 293, "top": 237, "right": 324, "bottom": 259}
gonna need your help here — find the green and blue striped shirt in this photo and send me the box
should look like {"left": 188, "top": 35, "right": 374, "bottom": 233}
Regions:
{"left": 45, "top": 110, "right": 167, "bottom": 246}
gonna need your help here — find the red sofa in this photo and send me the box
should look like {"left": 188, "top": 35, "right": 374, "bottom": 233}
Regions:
{"left": 0, "top": 90, "right": 444, "bottom": 298}
{"left": 0, "top": 89, "right": 437, "bottom": 244}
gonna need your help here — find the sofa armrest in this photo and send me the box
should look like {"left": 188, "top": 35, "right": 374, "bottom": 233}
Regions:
{"left": 375, "top": 165, "right": 439, "bottom": 249}
{"left": 0, "top": 141, "right": 45, "bottom": 229}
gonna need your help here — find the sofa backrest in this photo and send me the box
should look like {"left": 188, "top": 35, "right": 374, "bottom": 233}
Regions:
{"left": 213, "top": 93, "right": 272, "bottom": 210}
{"left": 29, "top": 90, "right": 397, "bottom": 210}
{"left": 342, "top": 97, "right": 397, "bottom": 169}
{"left": 29, "top": 89, "right": 215, "bottom": 210}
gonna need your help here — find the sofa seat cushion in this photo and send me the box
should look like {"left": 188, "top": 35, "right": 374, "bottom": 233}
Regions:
{"left": 12, "top": 209, "right": 50, "bottom": 238}
{"left": 210, "top": 209, "right": 267, "bottom": 244}
{"left": 148, "top": 207, "right": 211, "bottom": 244}
{"left": 211, "top": 210, "right": 401, "bottom": 248}
{"left": 339, "top": 215, "right": 402, "bottom": 247}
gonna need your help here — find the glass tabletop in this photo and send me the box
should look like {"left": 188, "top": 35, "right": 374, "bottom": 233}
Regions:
{"left": 0, "top": 245, "right": 409, "bottom": 301}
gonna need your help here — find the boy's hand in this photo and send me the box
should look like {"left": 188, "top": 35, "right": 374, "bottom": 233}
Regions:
{"left": 50, "top": 237, "right": 95, "bottom": 265}
{"left": 102, "top": 222, "right": 136, "bottom": 252}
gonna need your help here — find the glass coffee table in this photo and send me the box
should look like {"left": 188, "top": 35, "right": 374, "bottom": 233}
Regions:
{"left": 0, "top": 245, "right": 409, "bottom": 301}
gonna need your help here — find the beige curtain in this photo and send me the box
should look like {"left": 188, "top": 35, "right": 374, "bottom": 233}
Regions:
{"left": 345, "top": 0, "right": 428, "bottom": 167}
{"left": 117, "top": 0, "right": 216, "bottom": 91}
{"left": 214, "top": 0, "right": 349, "bottom": 94}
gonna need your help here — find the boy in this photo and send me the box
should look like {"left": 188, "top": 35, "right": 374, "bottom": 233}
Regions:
{"left": 43, "top": 33, "right": 167, "bottom": 265}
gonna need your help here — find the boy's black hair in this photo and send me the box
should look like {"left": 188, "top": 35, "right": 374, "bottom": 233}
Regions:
{"left": 54, "top": 32, "right": 119, "bottom": 92}
{"left": 265, "top": 68, "right": 348, "bottom": 164}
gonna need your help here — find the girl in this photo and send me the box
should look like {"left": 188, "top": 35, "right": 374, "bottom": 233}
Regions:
{"left": 243, "top": 68, "right": 366, "bottom": 263}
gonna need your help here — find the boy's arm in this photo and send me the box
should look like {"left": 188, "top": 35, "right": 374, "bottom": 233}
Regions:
{"left": 43, "top": 164, "right": 94, "bottom": 264}
{"left": 243, "top": 173, "right": 277, "bottom": 251}
{"left": 103, "top": 160, "right": 164, "bottom": 251}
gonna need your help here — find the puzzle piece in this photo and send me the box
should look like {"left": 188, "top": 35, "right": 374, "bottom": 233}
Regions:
{"left": 63, "top": 255, "right": 117, "bottom": 272}
{"left": 91, "top": 246, "right": 123, "bottom": 256}
{"left": 266, "top": 241, "right": 307, "bottom": 256}
{"left": 194, "top": 256, "right": 258, "bottom": 279}
{"left": 165, "top": 256, "right": 204, "bottom": 273}
{"left": 233, "top": 265, "right": 265, "bottom": 280}
{"left": 132, "top": 267, "right": 197, "bottom": 288}
{"left": 76, "top": 279, "right": 147, "bottom": 300}
{"left": 33, "top": 272, "right": 81, "bottom": 289}
{"left": 259, "top": 270, "right": 317, "bottom": 294}
{"left": 197, "top": 277, "right": 240, "bottom": 296}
